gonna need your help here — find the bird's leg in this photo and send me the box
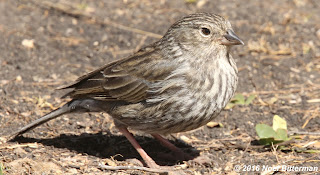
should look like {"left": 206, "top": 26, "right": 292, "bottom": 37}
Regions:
{"left": 117, "top": 127, "right": 160, "bottom": 169}
{"left": 151, "top": 134, "right": 192, "bottom": 160}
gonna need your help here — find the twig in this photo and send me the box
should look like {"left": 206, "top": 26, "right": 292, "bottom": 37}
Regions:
{"left": 135, "top": 35, "right": 148, "bottom": 51}
{"left": 101, "top": 18, "right": 162, "bottom": 39}
{"left": 29, "top": 0, "right": 162, "bottom": 39}
{"left": 271, "top": 142, "right": 279, "bottom": 163}
{"left": 236, "top": 139, "right": 252, "bottom": 160}
{"left": 302, "top": 108, "right": 319, "bottom": 129}
{"left": 288, "top": 131, "right": 320, "bottom": 136}
{"left": 220, "top": 138, "right": 296, "bottom": 150}
{"left": 98, "top": 163, "right": 169, "bottom": 174}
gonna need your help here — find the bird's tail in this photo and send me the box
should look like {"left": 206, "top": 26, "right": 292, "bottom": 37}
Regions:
{"left": 8, "top": 99, "right": 109, "bottom": 140}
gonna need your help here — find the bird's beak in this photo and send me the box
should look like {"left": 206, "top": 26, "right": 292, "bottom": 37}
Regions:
{"left": 220, "top": 29, "right": 244, "bottom": 46}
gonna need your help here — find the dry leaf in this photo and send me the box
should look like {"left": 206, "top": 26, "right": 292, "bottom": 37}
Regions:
{"left": 206, "top": 121, "right": 220, "bottom": 128}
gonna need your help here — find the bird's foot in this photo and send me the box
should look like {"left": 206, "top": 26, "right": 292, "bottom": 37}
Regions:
{"left": 144, "top": 159, "right": 161, "bottom": 169}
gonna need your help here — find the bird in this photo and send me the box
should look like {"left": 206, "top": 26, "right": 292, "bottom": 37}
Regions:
{"left": 9, "top": 12, "right": 244, "bottom": 168}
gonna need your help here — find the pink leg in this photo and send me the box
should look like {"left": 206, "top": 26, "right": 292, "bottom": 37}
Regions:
{"left": 118, "top": 127, "right": 160, "bottom": 168}
{"left": 151, "top": 134, "right": 192, "bottom": 160}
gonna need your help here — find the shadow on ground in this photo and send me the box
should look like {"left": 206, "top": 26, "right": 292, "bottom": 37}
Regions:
{"left": 11, "top": 132, "right": 199, "bottom": 166}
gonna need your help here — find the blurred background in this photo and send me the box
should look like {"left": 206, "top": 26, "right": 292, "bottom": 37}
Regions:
{"left": 0, "top": 0, "right": 319, "bottom": 174}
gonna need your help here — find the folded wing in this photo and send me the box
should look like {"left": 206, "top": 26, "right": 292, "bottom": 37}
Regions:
{"left": 60, "top": 44, "right": 173, "bottom": 104}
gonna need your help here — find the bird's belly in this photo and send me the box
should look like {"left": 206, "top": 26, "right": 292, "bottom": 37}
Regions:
{"left": 115, "top": 88, "right": 232, "bottom": 134}
{"left": 131, "top": 98, "right": 222, "bottom": 134}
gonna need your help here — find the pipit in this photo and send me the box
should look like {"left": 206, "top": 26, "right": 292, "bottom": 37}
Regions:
{"left": 10, "top": 13, "right": 244, "bottom": 168}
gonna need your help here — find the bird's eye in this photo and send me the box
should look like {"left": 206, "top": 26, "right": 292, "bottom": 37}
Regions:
{"left": 200, "top": 27, "right": 211, "bottom": 36}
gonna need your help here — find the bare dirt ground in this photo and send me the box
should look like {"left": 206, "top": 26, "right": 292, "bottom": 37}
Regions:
{"left": 0, "top": 0, "right": 319, "bottom": 174}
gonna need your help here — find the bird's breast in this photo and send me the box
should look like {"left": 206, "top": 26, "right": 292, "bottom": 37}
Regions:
{"left": 141, "top": 59, "right": 238, "bottom": 134}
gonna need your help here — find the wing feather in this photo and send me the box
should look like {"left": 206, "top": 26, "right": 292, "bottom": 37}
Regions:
{"left": 60, "top": 44, "right": 172, "bottom": 104}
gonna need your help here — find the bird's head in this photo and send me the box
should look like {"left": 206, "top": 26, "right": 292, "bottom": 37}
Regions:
{"left": 163, "top": 13, "right": 244, "bottom": 58}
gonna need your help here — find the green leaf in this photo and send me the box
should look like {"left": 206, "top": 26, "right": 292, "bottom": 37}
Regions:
{"left": 258, "top": 138, "right": 282, "bottom": 145}
{"left": 245, "top": 95, "right": 256, "bottom": 105}
{"left": 258, "top": 138, "right": 274, "bottom": 145}
{"left": 226, "top": 94, "right": 256, "bottom": 109}
{"left": 225, "top": 103, "right": 235, "bottom": 109}
{"left": 275, "top": 128, "right": 289, "bottom": 141}
{"left": 255, "top": 115, "right": 290, "bottom": 145}
{"left": 256, "top": 124, "right": 277, "bottom": 139}
{"left": 233, "top": 94, "right": 245, "bottom": 104}
{"left": 273, "top": 115, "right": 287, "bottom": 131}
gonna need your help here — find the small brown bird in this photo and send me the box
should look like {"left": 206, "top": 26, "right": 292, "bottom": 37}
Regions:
{"left": 10, "top": 13, "right": 243, "bottom": 168}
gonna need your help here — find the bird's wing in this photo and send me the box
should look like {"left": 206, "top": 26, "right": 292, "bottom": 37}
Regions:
{"left": 61, "top": 44, "right": 173, "bottom": 103}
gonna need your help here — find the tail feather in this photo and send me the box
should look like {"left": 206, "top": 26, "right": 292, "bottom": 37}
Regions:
{"left": 8, "top": 99, "right": 113, "bottom": 141}
{"left": 9, "top": 104, "right": 70, "bottom": 140}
